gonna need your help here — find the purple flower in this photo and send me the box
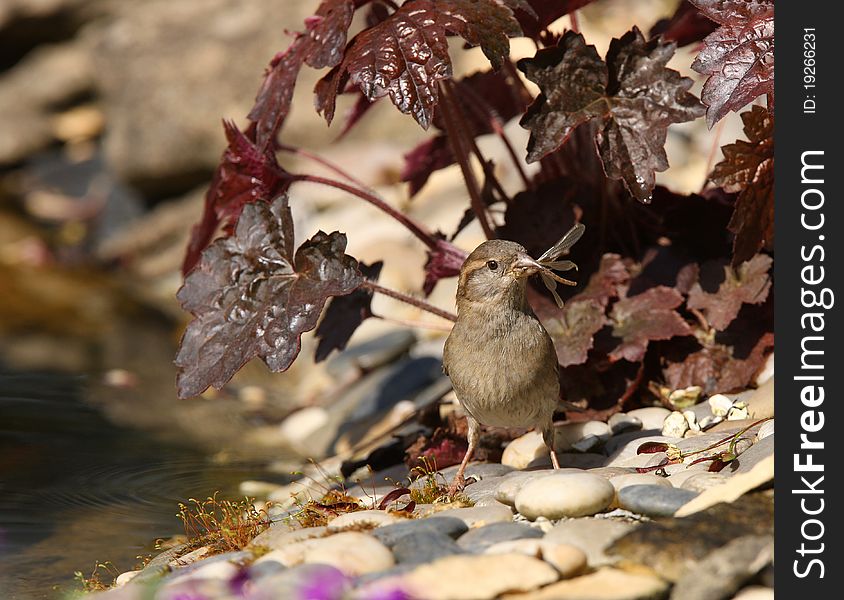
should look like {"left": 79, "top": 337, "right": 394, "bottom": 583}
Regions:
{"left": 297, "top": 566, "right": 348, "bottom": 600}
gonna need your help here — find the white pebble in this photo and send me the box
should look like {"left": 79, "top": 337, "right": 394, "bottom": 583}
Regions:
{"left": 661, "top": 411, "right": 690, "bottom": 438}
{"left": 708, "top": 394, "right": 733, "bottom": 417}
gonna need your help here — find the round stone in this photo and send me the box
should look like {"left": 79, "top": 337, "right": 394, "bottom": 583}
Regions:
{"left": 326, "top": 509, "right": 404, "bottom": 532}
{"left": 502, "top": 431, "right": 548, "bottom": 469}
{"left": 617, "top": 484, "right": 699, "bottom": 517}
{"left": 539, "top": 543, "right": 587, "bottom": 578}
{"left": 626, "top": 407, "right": 671, "bottom": 430}
{"left": 302, "top": 531, "right": 394, "bottom": 576}
{"left": 495, "top": 470, "right": 573, "bottom": 507}
{"left": 505, "top": 566, "right": 669, "bottom": 599}
{"left": 515, "top": 473, "right": 615, "bottom": 520}
{"left": 457, "top": 522, "right": 543, "bottom": 553}
{"left": 708, "top": 394, "right": 733, "bottom": 417}
{"left": 402, "top": 553, "right": 559, "bottom": 600}
{"left": 608, "top": 473, "right": 672, "bottom": 498}
{"left": 433, "top": 504, "right": 514, "bottom": 528}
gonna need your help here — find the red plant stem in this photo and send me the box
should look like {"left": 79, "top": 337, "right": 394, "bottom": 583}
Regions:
{"left": 439, "top": 81, "right": 496, "bottom": 239}
{"left": 570, "top": 11, "right": 580, "bottom": 33}
{"left": 290, "top": 174, "right": 436, "bottom": 250}
{"left": 278, "top": 144, "right": 372, "bottom": 192}
{"left": 702, "top": 118, "right": 726, "bottom": 191}
{"left": 373, "top": 314, "right": 454, "bottom": 333}
{"left": 363, "top": 280, "right": 457, "bottom": 322}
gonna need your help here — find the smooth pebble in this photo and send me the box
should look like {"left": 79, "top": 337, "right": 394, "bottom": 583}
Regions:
{"left": 515, "top": 473, "right": 615, "bottom": 520}
{"left": 617, "top": 484, "right": 699, "bottom": 517}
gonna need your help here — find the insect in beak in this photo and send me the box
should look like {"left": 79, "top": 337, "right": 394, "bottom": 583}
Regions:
{"left": 511, "top": 254, "right": 544, "bottom": 278}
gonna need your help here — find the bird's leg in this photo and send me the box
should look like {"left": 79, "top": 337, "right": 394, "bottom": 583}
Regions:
{"left": 542, "top": 423, "right": 561, "bottom": 470}
{"left": 448, "top": 417, "right": 480, "bottom": 497}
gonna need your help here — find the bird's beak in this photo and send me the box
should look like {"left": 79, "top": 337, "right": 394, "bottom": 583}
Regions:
{"left": 511, "top": 254, "right": 543, "bottom": 278}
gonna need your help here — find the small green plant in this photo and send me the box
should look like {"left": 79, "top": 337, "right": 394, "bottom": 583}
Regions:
{"left": 73, "top": 561, "right": 119, "bottom": 593}
{"left": 177, "top": 492, "right": 273, "bottom": 553}
{"left": 407, "top": 456, "right": 473, "bottom": 506}
{"left": 290, "top": 488, "right": 366, "bottom": 528}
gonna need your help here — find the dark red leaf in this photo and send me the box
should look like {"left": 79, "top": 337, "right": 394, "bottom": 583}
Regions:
{"left": 182, "top": 122, "right": 291, "bottom": 274}
{"left": 315, "top": 0, "right": 521, "bottom": 129}
{"left": 401, "top": 136, "right": 454, "bottom": 197}
{"left": 377, "top": 487, "right": 412, "bottom": 510}
{"left": 314, "top": 261, "right": 383, "bottom": 362}
{"left": 518, "top": 28, "right": 704, "bottom": 201}
{"left": 542, "top": 299, "right": 606, "bottom": 367}
{"left": 711, "top": 106, "right": 774, "bottom": 265}
{"left": 514, "top": 0, "right": 596, "bottom": 41}
{"left": 637, "top": 441, "right": 670, "bottom": 454}
{"left": 708, "top": 459, "right": 728, "bottom": 472}
{"left": 423, "top": 236, "right": 469, "bottom": 295}
{"left": 304, "top": 0, "right": 356, "bottom": 69}
{"left": 687, "top": 254, "right": 771, "bottom": 331}
{"left": 689, "top": 0, "right": 774, "bottom": 128}
{"left": 176, "top": 196, "right": 363, "bottom": 398}
{"left": 609, "top": 286, "right": 692, "bottom": 363}
{"left": 650, "top": 0, "right": 718, "bottom": 47}
{"left": 577, "top": 254, "right": 631, "bottom": 307}
{"left": 663, "top": 332, "right": 774, "bottom": 395}
{"left": 248, "top": 38, "right": 310, "bottom": 151}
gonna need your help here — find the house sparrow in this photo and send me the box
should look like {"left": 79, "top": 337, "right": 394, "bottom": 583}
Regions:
{"left": 442, "top": 226, "right": 583, "bottom": 495}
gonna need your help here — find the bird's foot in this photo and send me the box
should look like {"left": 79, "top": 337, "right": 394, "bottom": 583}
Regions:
{"left": 447, "top": 474, "right": 466, "bottom": 498}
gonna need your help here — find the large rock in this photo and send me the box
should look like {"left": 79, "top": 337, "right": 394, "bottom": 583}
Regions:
{"left": 0, "top": 42, "right": 94, "bottom": 164}
{"left": 90, "top": 0, "right": 321, "bottom": 195}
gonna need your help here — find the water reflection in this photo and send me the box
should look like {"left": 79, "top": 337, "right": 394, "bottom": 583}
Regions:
{"left": 0, "top": 372, "right": 282, "bottom": 599}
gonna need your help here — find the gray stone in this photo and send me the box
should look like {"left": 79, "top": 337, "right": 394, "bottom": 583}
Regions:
{"left": 457, "top": 522, "right": 543, "bottom": 553}
{"left": 670, "top": 535, "right": 774, "bottom": 600}
{"left": 733, "top": 435, "right": 774, "bottom": 474}
{"left": 371, "top": 516, "right": 469, "bottom": 547}
{"left": 544, "top": 519, "right": 638, "bottom": 567}
{"left": 0, "top": 42, "right": 95, "bottom": 164}
{"left": 617, "top": 485, "right": 699, "bottom": 517}
{"left": 626, "top": 407, "right": 671, "bottom": 430}
{"left": 326, "top": 330, "right": 417, "bottom": 378}
{"left": 247, "top": 559, "right": 286, "bottom": 580}
{"left": 434, "top": 462, "right": 515, "bottom": 484}
{"left": 461, "top": 475, "right": 510, "bottom": 507}
{"left": 433, "top": 504, "right": 514, "bottom": 528}
{"left": 495, "top": 470, "right": 558, "bottom": 506}
{"left": 517, "top": 567, "right": 669, "bottom": 600}
{"left": 608, "top": 412, "right": 643, "bottom": 435}
{"left": 393, "top": 529, "right": 465, "bottom": 564}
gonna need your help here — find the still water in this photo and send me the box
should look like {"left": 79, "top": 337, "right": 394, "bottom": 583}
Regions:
{"left": 0, "top": 371, "right": 279, "bottom": 599}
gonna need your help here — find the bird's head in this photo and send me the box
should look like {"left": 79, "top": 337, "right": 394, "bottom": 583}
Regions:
{"left": 455, "top": 240, "right": 543, "bottom": 313}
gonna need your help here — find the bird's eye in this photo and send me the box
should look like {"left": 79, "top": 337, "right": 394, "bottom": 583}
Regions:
{"left": 487, "top": 260, "right": 499, "bottom": 271}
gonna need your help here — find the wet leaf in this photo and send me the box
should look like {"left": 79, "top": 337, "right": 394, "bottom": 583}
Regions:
{"left": 304, "top": 0, "right": 356, "bottom": 69}
{"left": 519, "top": 28, "right": 704, "bottom": 201}
{"left": 315, "top": 0, "right": 521, "bottom": 129}
{"left": 689, "top": 0, "right": 774, "bottom": 127}
{"left": 687, "top": 254, "right": 772, "bottom": 331}
{"left": 314, "top": 261, "right": 383, "bottom": 362}
{"left": 176, "top": 196, "right": 363, "bottom": 398}
{"left": 609, "top": 286, "right": 692, "bottom": 362}
{"left": 183, "top": 122, "right": 291, "bottom": 274}
{"left": 711, "top": 106, "right": 774, "bottom": 265}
